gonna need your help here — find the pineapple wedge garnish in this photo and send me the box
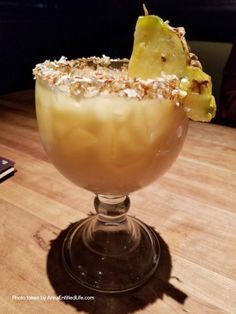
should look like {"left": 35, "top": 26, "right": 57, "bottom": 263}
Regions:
{"left": 128, "top": 12, "right": 216, "bottom": 122}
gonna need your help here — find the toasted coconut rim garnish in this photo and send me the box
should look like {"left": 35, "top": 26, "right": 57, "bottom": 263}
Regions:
{"left": 33, "top": 56, "right": 188, "bottom": 102}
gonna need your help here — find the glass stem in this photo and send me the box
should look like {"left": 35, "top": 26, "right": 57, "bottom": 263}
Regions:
{"left": 94, "top": 194, "right": 130, "bottom": 224}
{"left": 83, "top": 194, "right": 140, "bottom": 256}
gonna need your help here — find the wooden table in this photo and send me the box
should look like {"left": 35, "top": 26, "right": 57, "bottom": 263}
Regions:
{"left": 0, "top": 90, "right": 236, "bottom": 314}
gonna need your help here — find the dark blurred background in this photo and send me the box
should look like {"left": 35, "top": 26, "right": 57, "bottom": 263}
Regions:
{"left": 0, "top": 0, "right": 235, "bottom": 94}
{"left": 0, "top": 0, "right": 236, "bottom": 125}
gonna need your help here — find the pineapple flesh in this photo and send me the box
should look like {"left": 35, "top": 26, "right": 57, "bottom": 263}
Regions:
{"left": 128, "top": 14, "right": 216, "bottom": 122}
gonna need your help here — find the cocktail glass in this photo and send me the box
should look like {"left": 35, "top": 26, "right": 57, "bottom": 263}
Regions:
{"left": 34, "top": 57, "right": 188, "bottom": 293}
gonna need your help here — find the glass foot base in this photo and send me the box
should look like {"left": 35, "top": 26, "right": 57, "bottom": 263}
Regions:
{"left": 62, "top": 215, "right": 160, "bottom": 293}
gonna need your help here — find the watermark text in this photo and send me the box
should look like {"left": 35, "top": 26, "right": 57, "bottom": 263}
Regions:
{"left": 12, "top": 294, "right": 95, "bottom": 301}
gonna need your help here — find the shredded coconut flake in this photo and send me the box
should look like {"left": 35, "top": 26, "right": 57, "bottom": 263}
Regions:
{"left": 124, "top": 88, "right": 139, "bottom": 98}
{"left": 33, "top": 56, "right": 186, "bottom": 102}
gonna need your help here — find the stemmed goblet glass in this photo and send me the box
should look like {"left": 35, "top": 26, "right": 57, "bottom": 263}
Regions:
{"left": 34, "top": 56, "right": 188, "bottom": 293}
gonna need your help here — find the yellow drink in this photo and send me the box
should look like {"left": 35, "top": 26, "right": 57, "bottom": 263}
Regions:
{"left": 35, "top": 59, "right": 188, "bottom": 194}
{"left": 32, "top": 7, "right": 215, "bottom": 292}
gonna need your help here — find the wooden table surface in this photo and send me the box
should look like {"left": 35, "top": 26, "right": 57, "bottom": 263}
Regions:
{"left": 0, "top": 90, "right": 236, "bottom": 314}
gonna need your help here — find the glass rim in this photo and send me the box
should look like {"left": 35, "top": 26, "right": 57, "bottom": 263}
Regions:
{"left": 33, "top": 56, "right": 186, "bottom": 101}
